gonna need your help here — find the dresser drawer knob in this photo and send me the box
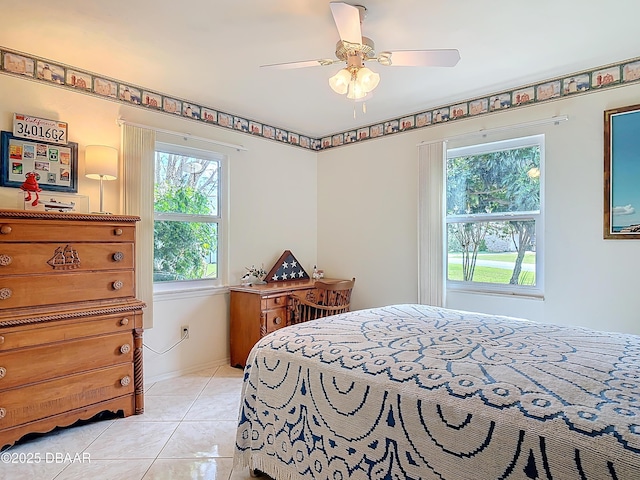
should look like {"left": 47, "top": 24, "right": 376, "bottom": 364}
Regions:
{"left": 0, "top": 408, "right": 5, "bottom": 419}
{"left": 274, "top": 316, "right": 282, "bottom": 325}
{"left": 120, "top": 376, "right": 131, "bottom": 387}
{"left": 120, "top": 317, "right": 129, "bottom": 326}
{"left": 0, "top": 288, "right": 11, "bottom": 300}
{"left": 0, "top": 336, "right": 4, "bottom": 345}
{"left": 0, "top": 367, "right": 6, "bottom": 379}
{"left": 0, "top": 225, "right": 11, "bottom": 235}
{"left": 274, "top": 297, "right": 282, "bottom": 305}
{"left": 0, "top": 254, "right": 12, "bottom": 266}
{"left": 112, "top": 251, "right": 124, "bottom": 262}
{"left": 120, "top": 344, "right": 131, "bottom": 354}
{"left": 114, "top": 228, "right": 123, "bottom": 236}
{"left": 112, "top": 280, "right": 123, "bottom": 290}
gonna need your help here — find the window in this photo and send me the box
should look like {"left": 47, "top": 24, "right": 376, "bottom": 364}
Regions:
{"left": 445, "top": 135, "right": 544, "bottom": 296}
{"left": 153, "top": 143, "right": 224, "bottom": 286}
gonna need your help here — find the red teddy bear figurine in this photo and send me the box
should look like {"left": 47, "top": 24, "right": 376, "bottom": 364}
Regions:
{"left": 20, "top": 172, "right": 42, "bottom": 207}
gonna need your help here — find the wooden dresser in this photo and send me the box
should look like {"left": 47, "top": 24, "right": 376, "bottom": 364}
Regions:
{"left": 229, "top": 280, "right": 317, "bottom": 368}
{"left": 0, "top": 210, "right": 145, "bottom": 449}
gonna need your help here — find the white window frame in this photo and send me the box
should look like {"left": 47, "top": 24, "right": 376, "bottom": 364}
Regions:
{"left": 153, "top": 141, "right": 227, "bottom": 294}
{"left": 445, "top": 134, "right": 544, "bottom": 298}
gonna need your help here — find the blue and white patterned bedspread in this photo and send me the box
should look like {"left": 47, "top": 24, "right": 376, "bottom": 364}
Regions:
{"left": 234, "top": 304, "right": 640, "bottom": 479}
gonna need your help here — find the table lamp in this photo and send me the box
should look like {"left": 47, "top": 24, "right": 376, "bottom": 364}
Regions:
{"left": 85, "top": 145, "right": 118, "bottom": 214}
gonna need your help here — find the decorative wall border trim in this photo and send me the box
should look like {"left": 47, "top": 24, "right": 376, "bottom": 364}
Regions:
{"left": 0, "top": 47, "right": 319, "bottom": 151}
{"left": 322, "top": 56, "right": 640, "bottom": 149}
{"left": 1, "top": 46, "right": 639, "bottom": 151}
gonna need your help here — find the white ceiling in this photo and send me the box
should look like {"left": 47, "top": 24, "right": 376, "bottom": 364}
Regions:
{"left": 2, "top": 1, "right": 639, "bottom": 137}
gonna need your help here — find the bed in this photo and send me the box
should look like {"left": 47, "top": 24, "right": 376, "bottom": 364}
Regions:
{"left": 234, "top": 304, "right": 640, "bottom": 479}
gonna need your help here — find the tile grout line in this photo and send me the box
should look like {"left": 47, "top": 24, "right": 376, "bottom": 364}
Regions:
{"left": 142, "top": 367, "right": 222, "bottom": 479}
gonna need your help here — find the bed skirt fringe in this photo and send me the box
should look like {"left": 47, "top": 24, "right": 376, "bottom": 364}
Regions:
{"left": 235, "top": 451, "right": 299, "bottom": 480}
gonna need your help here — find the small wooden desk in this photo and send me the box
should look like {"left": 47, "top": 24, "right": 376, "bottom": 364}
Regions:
{"left": 230, "top": 280, "right": 341, "bottom": 367}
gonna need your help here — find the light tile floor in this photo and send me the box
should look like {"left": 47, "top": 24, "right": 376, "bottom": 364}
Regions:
{"left": 1, "top": 365, "right": 262, "bottom": 480}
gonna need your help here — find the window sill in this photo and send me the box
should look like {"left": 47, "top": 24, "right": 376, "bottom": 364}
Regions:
{"left": 447, "top": 284, "right": 544, "bottom": 300}
{"left": 153, "top": 284, "right": 229, "bottom": 302}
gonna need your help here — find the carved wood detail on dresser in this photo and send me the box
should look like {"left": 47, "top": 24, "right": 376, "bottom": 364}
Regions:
{"left": 0, "top": 209, "right": 145, "bottom": 449}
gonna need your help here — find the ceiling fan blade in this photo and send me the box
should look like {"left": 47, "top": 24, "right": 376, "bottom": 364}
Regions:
{"left": 330, "top": 2, "right": 362, "bottom": 45}
{"left": 261, "top": 59, "right": 337, "bottom": 70}
{"left": 377, "top": 49, "right": 461, "bottom": 67}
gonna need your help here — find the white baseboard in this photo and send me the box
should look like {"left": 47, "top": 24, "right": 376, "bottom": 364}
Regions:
{"left": 144, "top": 357, "right": 231, "bottom": 384}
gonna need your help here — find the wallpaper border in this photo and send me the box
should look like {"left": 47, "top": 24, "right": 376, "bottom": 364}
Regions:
{"left": 1, "top": 46, "right": 639, "bottom": 151}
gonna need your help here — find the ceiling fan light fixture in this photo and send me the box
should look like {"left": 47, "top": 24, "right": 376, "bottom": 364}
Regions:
{"left": 261, "top": 2, "right": 461, "bottom": 114}
{"left": 329, "top": 68, "right": 351, "bottom": 94}
{"left": 356, "top": 66, "right": 380, "bottom": 92}
{"left": 346, "top": 79, "right": 367, "bottom": 100}
{"left": 346, "top": 66, "right": 379, "bottom": 99}
{"left": 331, "top": 64, "right": 380, "bottom": 99}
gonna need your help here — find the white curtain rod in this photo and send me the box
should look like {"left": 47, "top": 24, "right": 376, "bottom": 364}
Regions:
{"left": 417, "top": 115, "right": 569, "bottom": 146}
{"left": 116, "top": 118, "right": 248, "bottom": 152}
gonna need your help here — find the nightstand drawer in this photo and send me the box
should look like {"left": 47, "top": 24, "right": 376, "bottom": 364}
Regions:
{"left": 0, "top": 332, "right": 133, "bottom": 389}
{"left": 0, "top": 270, "right": 135, "bottom": 309}
{"left": 0, "top": 242, "right": 134, "bottom": 275}
{"left": 0, "top": 363, "right": 134, "bottom": 428}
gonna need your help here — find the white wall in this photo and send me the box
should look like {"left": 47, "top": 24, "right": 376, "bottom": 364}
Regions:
{"left": 3, "top": 66, "right": 639, "bottom": 383}
{"left": 318, "top": 84, "right": 640, "bottom": 335}
{"left": 0, "top": 74, "right": 317, "bottom": 381}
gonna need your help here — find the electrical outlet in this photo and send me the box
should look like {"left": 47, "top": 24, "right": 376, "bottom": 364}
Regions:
{"left": 181, "top": 325, "right": 189, "bottom": 339}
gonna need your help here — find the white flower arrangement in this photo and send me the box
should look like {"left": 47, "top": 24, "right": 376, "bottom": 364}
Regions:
{"left": 242, "top": 264, "right": 267, "bottom": 282}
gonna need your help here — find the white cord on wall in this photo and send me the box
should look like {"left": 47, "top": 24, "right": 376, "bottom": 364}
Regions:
{"left": 143, "top": 330, "right": 189, "bottom": 355}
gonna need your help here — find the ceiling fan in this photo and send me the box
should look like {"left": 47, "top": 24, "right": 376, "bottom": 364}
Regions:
{"left": 261, "top": 2, "right": 460, "bottom": 101}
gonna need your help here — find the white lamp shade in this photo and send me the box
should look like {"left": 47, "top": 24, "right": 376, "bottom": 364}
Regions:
{"left": 328, "top": 68, "right": 351, "bottom": 95}
{"left": 356, "top": 67, "right": 380, "bottom": 93}
{"left": 347, "top": 80, "right": 368, "bottom": 100}
{"left": 85, "top": 145, "right": 118, "bottom": 180}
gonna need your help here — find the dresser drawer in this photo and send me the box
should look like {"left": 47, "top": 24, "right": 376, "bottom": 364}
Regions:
{"left": 0, "top": 220, "right": 134, "bottom": 243}
{"left": 0, "top": 242, "right": 134, "bottom": 275}
{"left": 0, "top": 332, "right": 133, "bottom": 389}
{"left": 0, "top": 313, "right": 139, "bottom": 351}
{"left": 0, "top": 270, "right": 135, "bottom": 309}
{"left": 0, "top": 363, "right": 134, "bottom": 428}
{"left": 264, "top": 308, "right": 288, "bottom": 334}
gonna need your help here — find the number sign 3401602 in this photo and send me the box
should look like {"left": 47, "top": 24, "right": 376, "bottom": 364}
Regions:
{"left": 13, "top": 113, "right": 68, "bottom": 145}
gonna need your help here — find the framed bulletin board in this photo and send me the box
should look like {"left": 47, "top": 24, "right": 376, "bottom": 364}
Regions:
{"left": 1, "top": 131, "right": 78, "bottom": 192}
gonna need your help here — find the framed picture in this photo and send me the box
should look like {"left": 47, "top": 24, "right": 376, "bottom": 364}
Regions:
{"left": 3, "top": 52, "right": 35, "bottom": 77}
{"left": 93, "top": 77, "right": 118, "bottom": 98}
{"left": 163, "top": 97, "right": 182, "bottom": 115}
{"left": 1, "top": 131, "right": 78, "bottom": 192}
{"left": 604, "top": 104, "right": 640, "bottom": 238}
{"left": 66, "top": 69, "right": 91, "bottom": 90}
{"left": 119, "top": 84, "right": 141, "bottom": 104}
